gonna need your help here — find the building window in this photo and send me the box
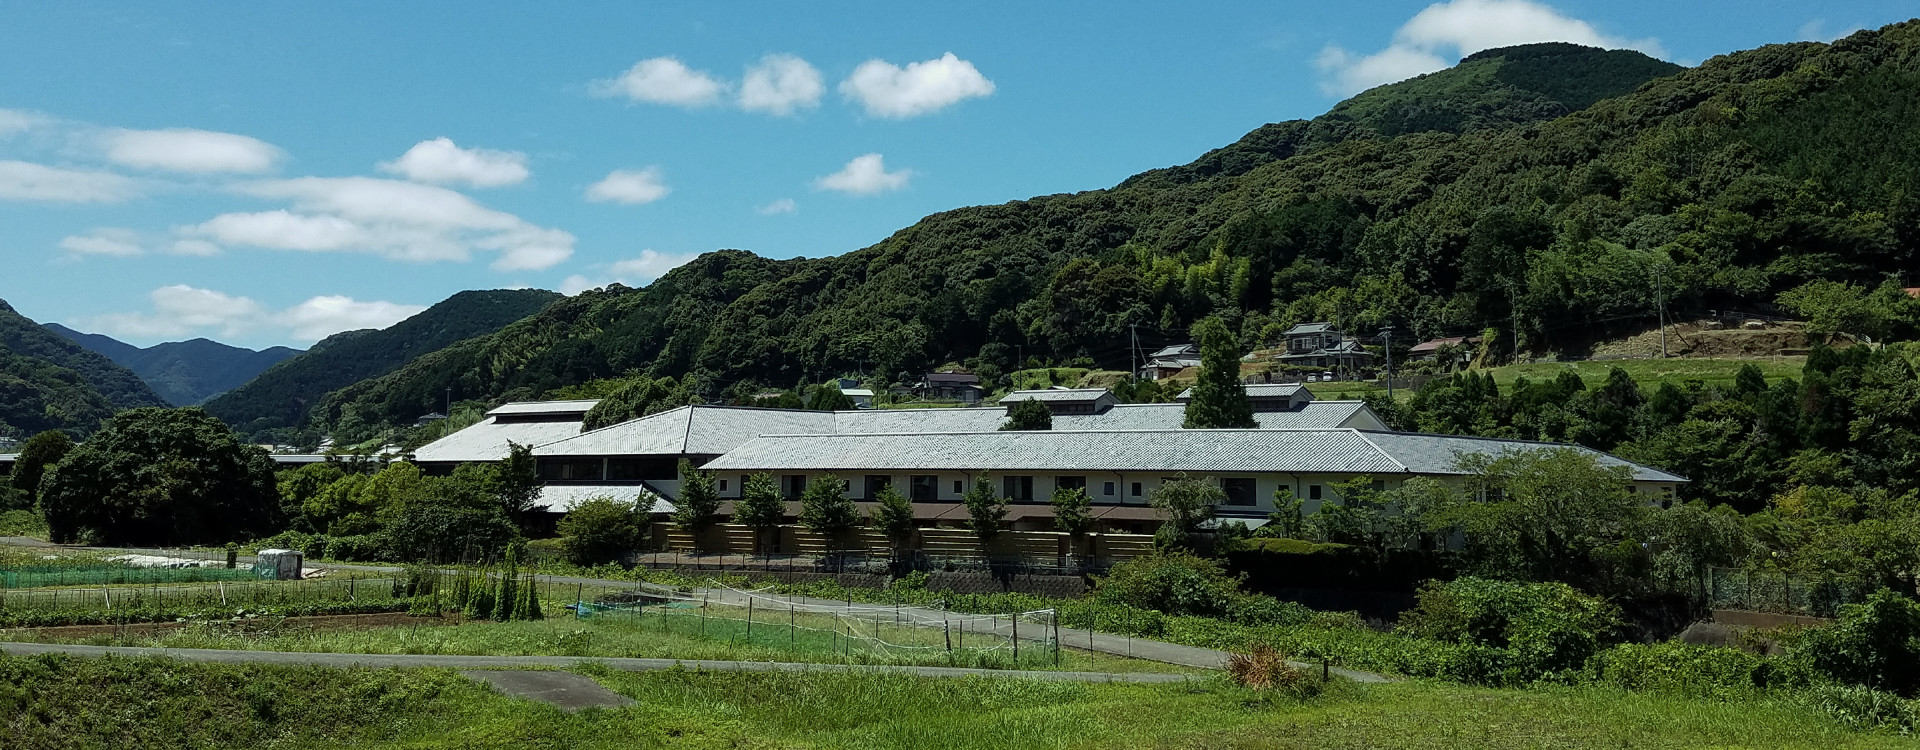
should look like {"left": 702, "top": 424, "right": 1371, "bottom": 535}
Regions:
{"left": 719, "top": 479, "right": 729, "bottom": 492}
{"left": 1130, "top": 482, "right": 1143, "bottom": 497}
{"left": 1002, "top": 475, "right": 1035, "bottom": 502}
{"left": 1103, "top": 481, "right": 1116, "bottom": 496}
{"left": 953, "top": 479, "right": 963, "bottom": 494}
{"left": 864, "top": 475, "right": 892, "bottom": 500}
{"left": 1221, "top": 478, "right": 1256, "bottom": 506}
{"left": 1308, "top": 484, "right": 1322, "bottom": 500}
{"left": 607, "top": 456, "right": 676, "bottom": 481}
{"left": 537, "top": 458, "right": 604, "bottom": 482}
{"left": 1056, "top": 476, "right": 1086, "bottom": 493}
{"left": 782, "top": 475, "right": 807, "bottom": 500}
{"left": 910, "top": 475, "right": 937, "bottom": 502}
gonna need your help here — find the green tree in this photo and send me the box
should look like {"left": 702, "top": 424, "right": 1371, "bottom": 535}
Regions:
{"left": 1793, "top": 589, "right": 1920, "bottom": 696}
{"left": 7, "top": 430, "right": 72, "bottom": 511}
{"left": 869, "top": 483, "right": 917, "bottom": 552}
{"left": 1150, "top": 474, "right": 1223, "bottom": 550}
{"left": 803, "top": 383, "right": 856, "bottom": 411}
{"left": 1441, "top": 448, "right": 1650, "bottom": 588}
{"left": 672, "top": 459, "right": 722, "bottom": 537}
{"left": 1261, "top": 486, "right": 1308, "bottom": 539}
{"left": 556, "top": 495, "right": 644, "bottom": 566}
{"left": 735, "top": 472, "right": 786, "bottom": 555}
{"left": 1051, "top": 486, "right": 1093, "bottom": 551}
{"left": 496, "top": 441, "right": 541, "bottom": 519}
{"left": 1777, "top": 279, "right": 1920, "bottom": 343}
{"left": 581, "top": 375, "right": 699, "bottom": 431}
{"left": 381, "top": 464, "right": 521, "bottom": 563}
{"left": 1182, "top": 317, "right": 1255, "bottom": 429}
{"left": 37, "top": 408, "right": 279, "bottom": 545}
{"left": 797, "top": 473, "right": 858, "bottom": 539}
{"left": 999, "top": 398, "right": 1053, "bottom": 431}
{"left": 962, "top": 472, "right": 1007, "bottom": 542}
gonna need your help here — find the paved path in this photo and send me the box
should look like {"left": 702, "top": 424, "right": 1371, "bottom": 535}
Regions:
{"left": 462, "top": 670, "right": 637, "bottom": 711}
{"left": 0, "top": 642, "right": 1195, "bottom": 683}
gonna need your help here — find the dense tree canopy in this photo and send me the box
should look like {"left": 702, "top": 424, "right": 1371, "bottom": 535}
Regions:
{"left": 38, "top": 408, "right": 279, "bottom": 545}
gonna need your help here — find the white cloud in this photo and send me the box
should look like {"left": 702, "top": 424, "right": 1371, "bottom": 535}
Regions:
{"left": 379, "top": 137, "right": 529, "bottom": 187}
{"left": 0, "top": 160, "right": 139, "bottom": 202}
{"left": 1797, "top": 19, "right": 1862, "bottom": 43}
{"left": 840, "top": 53, "right": 995, "bottom": 118}
{"left": 59, "top": 228, "right": 145, "bottom": 257}
{"left": 592, "top": 57, "right": 726, "bottom": 107}
{"left": 278, "top": 295, "right": 427, "bottom": 340}
{"left": 586, "top": 167, "right": 670, "bottom": 205}
{"left": 559, "top": 249, "right": 703, "bottom": 295}
{"left": 0, "top": 109, "right": 45, "bottom": 137}
{"left": 739, "top": 54, "right": 824, "bottom": 115}
{"left": 169, "top": 239, "right": 221, "bottom": 256}
{"left": 84, "top": 284, "right": 426, "bottom": 343}
{"left": 185, "top": 176, "right": 574, "bottom": 270}
{"left": 1315, "top": 0, "right": 1666, "bottom": 96}
{"left": 757, "top": 198, "right": 797, "bottom": 215}
{"left": 815, "top": 153, "right": 910, "bottom": 195}
{"left": 105, "top": 128, "right": 282, "bottom": 173}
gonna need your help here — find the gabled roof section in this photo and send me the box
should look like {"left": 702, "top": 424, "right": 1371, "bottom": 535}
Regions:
{"left": 1175, "top": 382, "right": 1310, "bottom": 400}
{"left": 486, "top": 399, "right": 600, "bottom": 417}
{"left": 1356, "top": 430, "right": 1688, "bottom": 483}
{"left": 413, "top": 416, "right": 588, "bottom": 464}
{"left": 998, "top": 388, "right": 1113, "bottom": 404}
{"left": 1282, "top": 322, "right": 1336, "bottom": 336}
{"left": 536, "top": 404, "right": 838, "bottom": 456}
{"left": 1148, "top": 344, "right": 1198, "bottom": 358}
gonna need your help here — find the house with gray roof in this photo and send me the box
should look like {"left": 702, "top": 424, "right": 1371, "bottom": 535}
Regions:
{"left": 1276, "top": 322, "right": 1376, "bottom": 374}
{"left": 1177, "top": 382, "right": 1315, "bottom": 412}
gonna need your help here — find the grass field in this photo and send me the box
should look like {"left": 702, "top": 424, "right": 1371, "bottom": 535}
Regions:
{"left": 17, "top": 601, "right": 1189, "bottom": 673}
{"left": 1303, "top": 356, "right": 1808, "bottom": 401}
{"left": 4, "top": 653, "right": 1911, "bottom": 750}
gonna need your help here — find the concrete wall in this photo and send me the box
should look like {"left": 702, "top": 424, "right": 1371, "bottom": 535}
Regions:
{"left": 652, "top": 522, "right": 1156, "bottom": 560}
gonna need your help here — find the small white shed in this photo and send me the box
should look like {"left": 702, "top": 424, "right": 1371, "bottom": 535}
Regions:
{"left": 253, "top": 549, "right": 303, "bottom": 580}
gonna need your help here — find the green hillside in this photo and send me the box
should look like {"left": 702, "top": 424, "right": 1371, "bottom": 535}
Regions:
{"left": 44, "top": 324, "right": 301, "bottom": 406}
{"left": 203, "top": 289, "right": 561, "bottom": 441}
{"left": 0, "top": 300, "right": 166, "bottom": 437}
{"left": 316, "top": 26, "right": 1920, "bottom": 438}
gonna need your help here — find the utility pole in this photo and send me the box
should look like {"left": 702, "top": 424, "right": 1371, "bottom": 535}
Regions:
{"left": 1654, "top": 265, "right": 1668, "bottom": 358}
{"left": 1379, "top": 326, "right": 1395, "bottom": 402}
{"left": 1129, "top": 324, "right": 1138, "bottom": 381}
{"left": 445, "top": 387, "right": 451, "bottom": 415}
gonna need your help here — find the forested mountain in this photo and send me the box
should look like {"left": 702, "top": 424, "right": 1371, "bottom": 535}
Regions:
{"left": 316, "top": 26, "right": 1920, "bottom": 439}
{"left": 204, "top": 289, "right": 561, "bottom": 440}
{"left": 44, "top": 324, "right": 301, "bottom": 406}
{"left": 0, "top": 300, "right": 167, "bottom": 438}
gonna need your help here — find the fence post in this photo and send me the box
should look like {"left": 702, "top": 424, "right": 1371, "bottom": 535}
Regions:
{"left": 1012, "top": 613, "right": 1019, "bottom": 661}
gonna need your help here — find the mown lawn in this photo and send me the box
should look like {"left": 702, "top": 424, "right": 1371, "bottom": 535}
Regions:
{"left": 5, "top": 654, "right": 1907, "bottom": 750}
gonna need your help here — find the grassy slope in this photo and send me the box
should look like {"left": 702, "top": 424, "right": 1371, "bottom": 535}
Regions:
{"left": 1303, "top": 357, "right": 1808, "bottom": 401}
{"left": 5, "top": 656, "right": 1908, "bottom": 750}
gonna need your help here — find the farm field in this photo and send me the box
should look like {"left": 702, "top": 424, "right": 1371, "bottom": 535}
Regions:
{"left": 12, "top": 600, "right": 1191, "bottom": 674}
{"left": 3, "top": 653, "right": 1911, "bottom": 750}
{"left": 1301, "top": 356, "right": 1808, "bottom": 401}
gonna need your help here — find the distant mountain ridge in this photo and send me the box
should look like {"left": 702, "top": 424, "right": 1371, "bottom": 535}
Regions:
{"left": 0, "top": 299, "right": 167, "bottom": 437}
{"left": 203, "top": 288, "right": 562, "bottom": 440}
{"left": 43, "top": 324, "right": 302, "bottom": 406}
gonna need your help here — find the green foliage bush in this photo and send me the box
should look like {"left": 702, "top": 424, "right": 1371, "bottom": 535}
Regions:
{"left": 1398, "top": 577, "right": 1623, "bottom": 683}
{"left": 556, "top": 495, "right": 645, "bottom": 566}
{"left": 1791, "top": 589, "right": 1920, "bottom": 696}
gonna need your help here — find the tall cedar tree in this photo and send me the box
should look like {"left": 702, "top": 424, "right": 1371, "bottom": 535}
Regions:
{"left": 8, "top": 430, "right": 73, "bottom": 510}
{"left": 1183, "top": 317, "right": 1256, "bottom": 428}
{"left": 672, "top": 459, "right": 723, "bottom": 536}
{"left": 1000, "top": 398, "right": 1053, "bottom": 430}
{"left": 963, "top": 472, "right": 1008, "bottom": 542}
{"left": 798, "top": 473, "right": 859, "bottom": 538}
{"left": 735, "top": 472, "right": 786, "bottom": 554}
{"left": 869, "top": 482, "right": 917, "bottom": 549}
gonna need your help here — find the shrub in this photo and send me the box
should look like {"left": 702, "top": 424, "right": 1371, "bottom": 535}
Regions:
{"left": 798, "top": 473, "right": 859, "bottom": 538}
{"left": 1799, "top": 684, "right": 1920, "bottom": 732}
{"left": 1792, "top": 588, "right": 1920, "bottom": 696}
{"left": 556, "top": 496, "right": 644, "bottom": 566}
{"left": 1398, "top": 577, "right": 1622, "bottom": 682}
{"left": 1579, "top": 641, "right": 1808, "bottom": 697}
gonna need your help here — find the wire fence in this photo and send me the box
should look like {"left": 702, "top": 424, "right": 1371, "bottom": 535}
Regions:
{"left": 575, "top": 580, "right": 1062, "bottom": 667}
{"left": 1708, "top": 568, "right": 1876, "bottom": 617}
{"left": 0, "top": 574, "right": 407, "bottom": 617}
{"left": 629, "top": 550, "right": 1118, "bottom": 578}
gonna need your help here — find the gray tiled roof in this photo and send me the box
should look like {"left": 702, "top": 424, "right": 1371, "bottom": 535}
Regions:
{"left": 1283, "top": 322, "right": 1335, "bottom": 335}
{"left": 998, "top": 388, "right": 1112, "bottom": 404}
{"left": 486, "top": 399, "right": 600, "bottom": 417}
{"left": 1176, "top": 383, "right": 1309, "bottom": 400}
{"left": 836, "top": 408, "right": 1005, "bottom": 433}
{"left": 537, "top": 405, "right": 837, "bottom": 456}
{"left": 413, "top": 416, "right": 587, "bottom": 463}
{"left": 704, "top": 429, "right": 1407, "bottom": 475}
{"left": 1357, "top": 430, "right": 1688, "bottom": 483}
{"left": 703, "top": 427, "right": 1686, "bottom": 483}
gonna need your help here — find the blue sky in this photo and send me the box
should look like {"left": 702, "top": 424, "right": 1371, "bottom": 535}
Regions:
{"left": 1, "top": 1, "right": 1911, "bottom": 349}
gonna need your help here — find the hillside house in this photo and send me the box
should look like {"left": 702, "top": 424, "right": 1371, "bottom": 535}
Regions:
{"left": 1275, "top": 322, "right": 1376, "bottom": 374}
{"left": 836, "top": 378, "right": 874, "bottom": 409}
{"left": 1137, "top": 343, "right": 1201, "bottom": 380}
{"left": 901, "top": 371, "right": 984, "bottom": 404}
{"left": 1409, "top": 336, "right": 1480, "bottom": 365}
